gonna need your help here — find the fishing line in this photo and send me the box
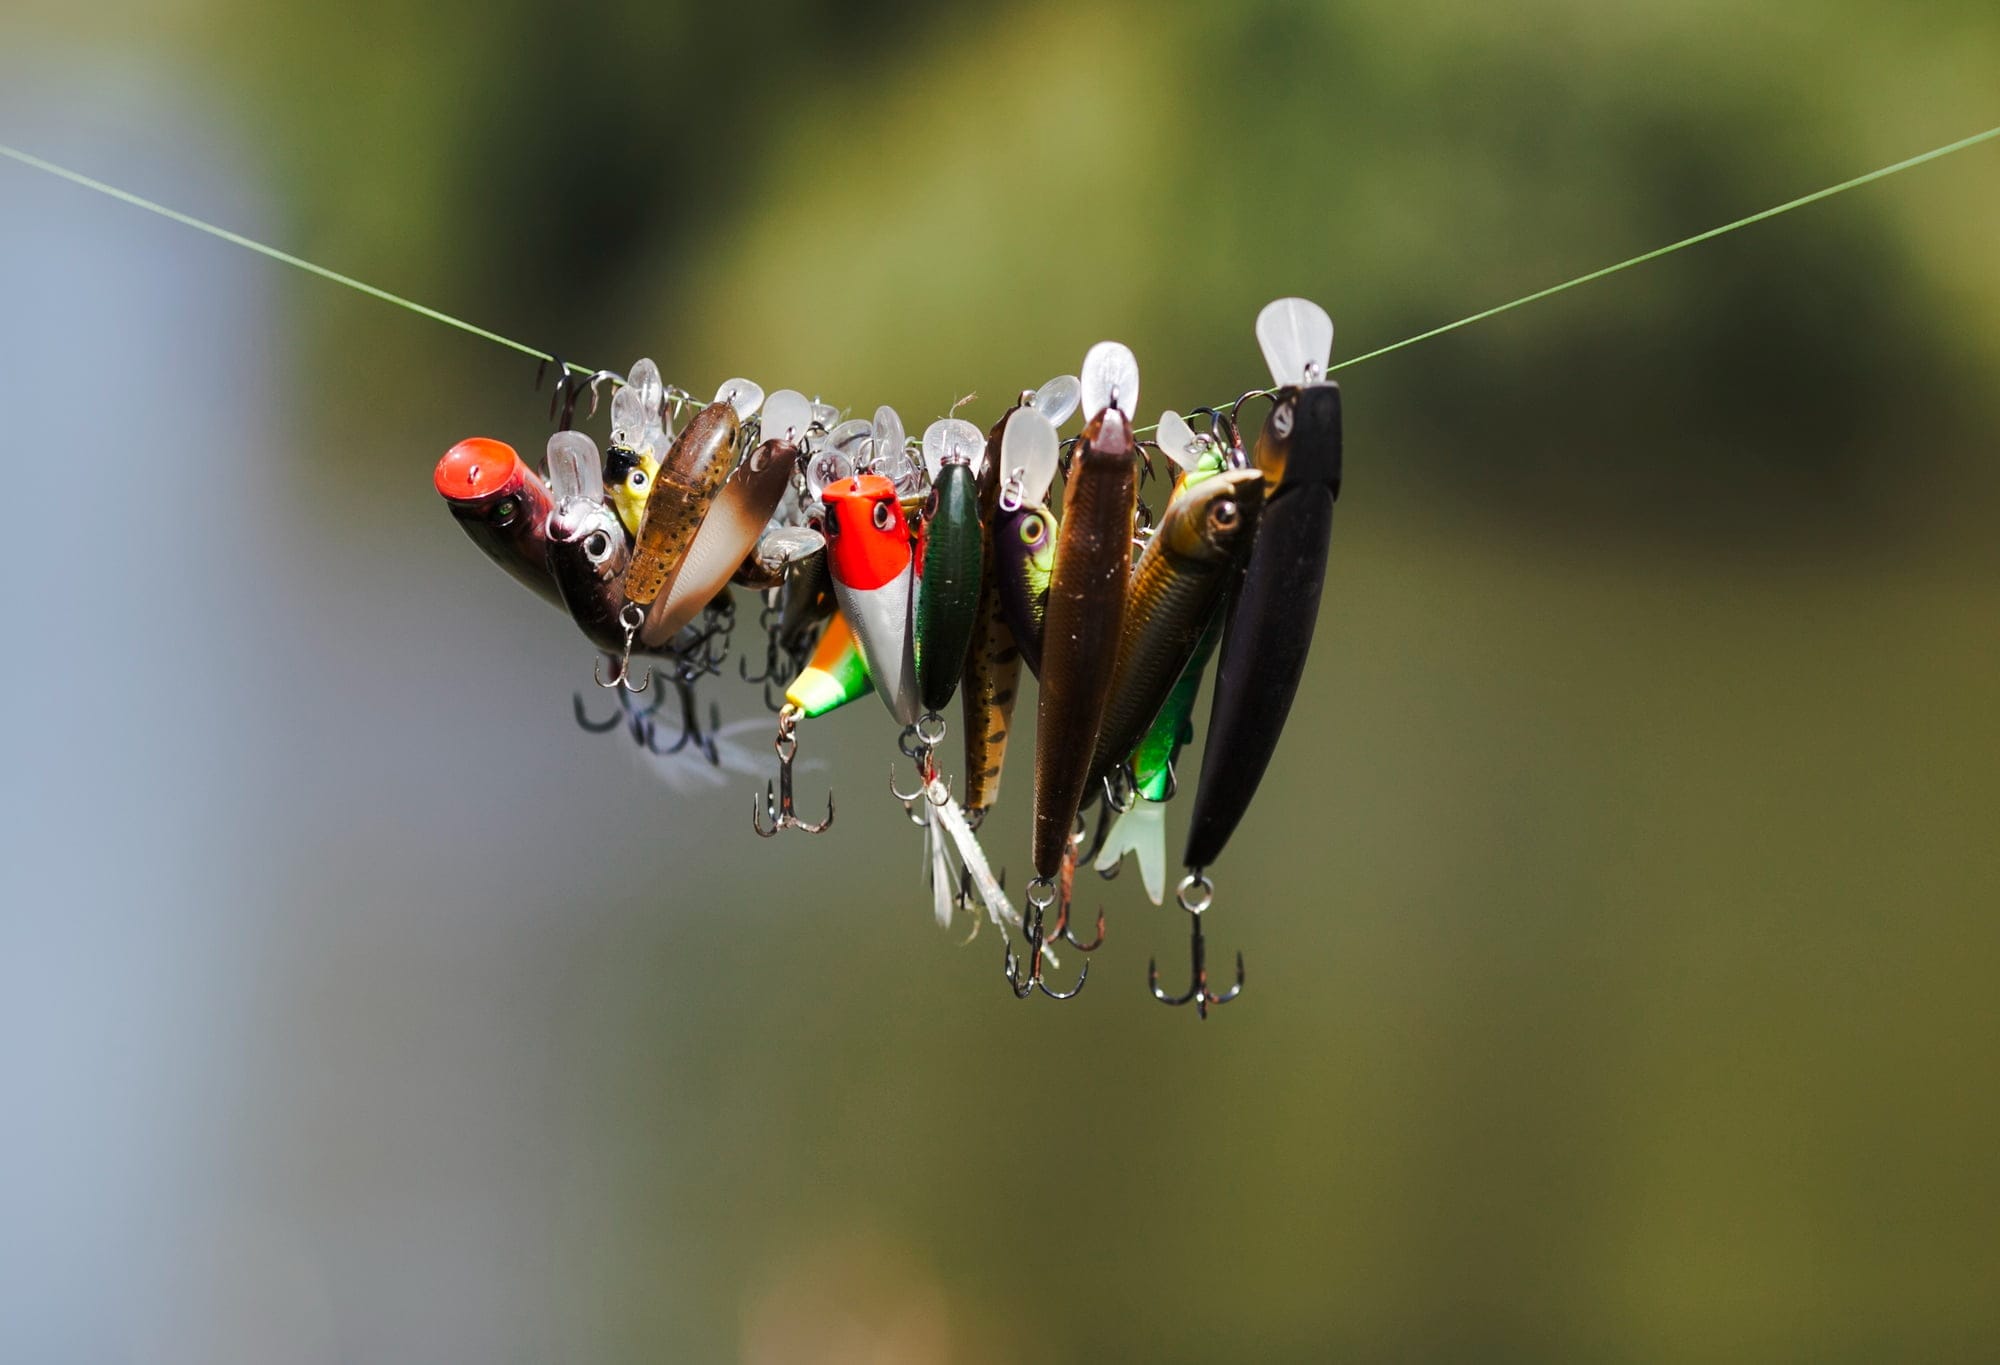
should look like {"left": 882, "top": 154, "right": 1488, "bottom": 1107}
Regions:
{"left": 5, "top": 123, "right": 1997, "bottom": 397}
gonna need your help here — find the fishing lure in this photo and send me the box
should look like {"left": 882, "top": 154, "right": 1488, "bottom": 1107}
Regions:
{"left": 912, "top": 417, "right": 986, "bottom": 720}
{"left": 542, "top": 430, "right": 650, "bottom": 681}
{"left": 991, "top": 403, "right": 1064, "bottom": 675}
{"left": 1088, "top": 466, "right": 1265, "bottom": 797}
{"left": 622, "top": 382, "right": 757, "bottom": 608}
{"left": 603, "top": 358, "right": 674, "bottom": 539}
{"left": 643, "top": 389, "right": 811, "bottom": 644}
{"left": 1011, "top": 343, "right": 1142, "bottom": 998}
{"left": 433, "top": 436, "right": 561, "bottom": 610}
{"left": 1169, "top": 297, "right": 1344, "bottom": 1017}
{"left": 822, "top": 473, "right": 920, "bottom": 725}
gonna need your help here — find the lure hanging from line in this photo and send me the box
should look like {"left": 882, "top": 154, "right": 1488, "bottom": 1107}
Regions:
{"left": 1011, "top": 342, "right": 1142, "bottom": 1000}
{"left": 958, "top": 377, "right": 1073, "bottom": 821}
{"left": 604, "top": 358, "right": 675, "bottom": 539}
{"left": 1165, "top": 296, "right": 1343, "bottom": 1019}
{"left": 822, "top": 472, "right": 920, "bottom": 725}
{"left": 912, "top": 417, "right": 987, "bottom": 721}
{"left": 622, "top": 382, "right": 758, "bottom": 608}
{"left": 433, "top": 437, "right": 561, "bottom": 610}
{"left": 643, "top": 389, "right": 811, "bottom": 644}
{"left": 543, "top": 429, "right": 645, "bottom": 660}
{"left": 991, "top": 402, "right": 1063, "bottom": 676}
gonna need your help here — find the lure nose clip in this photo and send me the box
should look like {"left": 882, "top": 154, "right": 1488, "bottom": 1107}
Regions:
{"left": 1149, "top": 870, "right": 1244, "bottom": 1020}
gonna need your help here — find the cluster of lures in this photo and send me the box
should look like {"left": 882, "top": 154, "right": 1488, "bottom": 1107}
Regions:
{"left": 433, "top": 298, "right": 1343, "bottom": 1018}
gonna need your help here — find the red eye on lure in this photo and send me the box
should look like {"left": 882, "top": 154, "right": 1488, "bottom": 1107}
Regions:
{"left": 433, "top": 437, "right": 562, "bottom": 610}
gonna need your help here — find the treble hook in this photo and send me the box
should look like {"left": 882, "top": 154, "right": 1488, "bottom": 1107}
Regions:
{"left": 592, "top": 603, "right": 653, "bottom": 692}
{"left": 752, "top": 706, "right": 834, "bottom": 836}
{"left": 889, "top": 717, "right": 952, "bottom": 809}
{"left": 1149, "top": 870, "right": 1244, "bottom": 1020}
{"left": 1003, "top": 877, "right": 1088, "bottom": 1000}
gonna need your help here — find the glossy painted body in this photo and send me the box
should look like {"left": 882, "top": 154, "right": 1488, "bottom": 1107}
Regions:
{"left": 603, "top": 444, "right": 659, "bottom": 540}
{"left": 1131, "top": 612, "right": 1221, "bottom": 802}
{"left": 958, "top": 408, "right": 1024, "bottom": 816}
{"left": 546, "top": 490, "right": 635, "bottom": 653}
{"left": 993, "top": 501, "right": 1056, "bottom": 676}
{"left": 624, "top": 400, "right": 740, "bottom": 606}
{"left": 1031, "top": 408, "right": 1140, "bottom": 878}
{"left": 913, "top": 461, "right": 982, "bottom": 714}
{"left": 777, "top": 541, "right": 834, "bottom": 653}
{"left": 433, "top": 438, "right": 561, "bottom": 609}
{"left": 783, "top": 614, "right": 873, "bottom": 719}
{"left": 822, "top": 473, "right": 919, "bottom": 724}
{"left": 1089, "top": 468, "right": 1264, "bottom": 791}
{"left": 1184, "top": 383, "right": 1343, "bottom": 870}
{"left": 644, "top": 438, "right": 800, "bottom": 644}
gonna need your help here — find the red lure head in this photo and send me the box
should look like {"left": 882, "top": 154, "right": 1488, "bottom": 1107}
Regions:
{"left": 434, "top": 437, "right": 529, "bottom": 507}
{"left": 821, "top": 473, "right": 911, "bottom": 591}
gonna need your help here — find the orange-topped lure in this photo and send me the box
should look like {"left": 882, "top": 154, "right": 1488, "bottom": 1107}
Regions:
{"left": 433, "top": 437, "right": 561, "bottom": 609}
{"left": 822, "top": 473, "right": 919, "bottom": 725}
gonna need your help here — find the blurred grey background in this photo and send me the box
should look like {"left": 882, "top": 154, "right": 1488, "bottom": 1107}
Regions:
{"left": 1, "top": 2, "right": 1997, "bottom": 1362}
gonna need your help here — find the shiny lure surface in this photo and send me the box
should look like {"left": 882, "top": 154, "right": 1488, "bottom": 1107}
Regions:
{"left": 1031, "top": 344, "right": 1142, "bottom": 880}
{"left": 623, "top": 397, "right": 741, "bottom": 607}
{"left": 1088, "top": 466, "right": 1265, "bottom": 795}
{"left": 1184, "top": 299, "right": 1343, "bottom": 873}
{"left": 994, "top": 500, "right": 1056, "bottom": 676}
{"left": 913, "top": 419, "right": 986, "bottom": 716}
{"left": 543, "top": 430, "right": 638, "bottom": 653}
{"left": 783, "top": 613, "right": 873, "bottom": 719}
{"left": 644, "top": 389, "right": 813, "bottom": 645}
{"left": 603, "top": 358, "right": 674, "bottom": 539}
{"left": 822, "top": 473, "right": 919, "bottom": 725}
{"left": 433, "top": 437, "right": 561, "bottom": 610}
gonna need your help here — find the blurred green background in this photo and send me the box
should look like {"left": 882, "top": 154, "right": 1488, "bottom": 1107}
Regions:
{"left": 2, "top": 1, "right": 1997, "bottom": 1362}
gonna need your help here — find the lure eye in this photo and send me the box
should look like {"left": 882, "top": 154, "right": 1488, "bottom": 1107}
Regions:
{"left": 1020, "top": 514, "right": 1044, "bottom": 543}
{"left": 628, "top": 469, "right": 648, "bottom": 491}
{"left": 583, "top": 530, "right": 611, "bottom": 562}
{"left": 871, "top": 499, "right": 894, "bottom": 533}
{"left": 491, "top": 497, "right": 518, "bottom": 525}
{"left": 1210, "top": 500, "right": 1240, "bottom": 532}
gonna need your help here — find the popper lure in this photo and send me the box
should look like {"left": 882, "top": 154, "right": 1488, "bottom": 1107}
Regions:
{"left": 433, "top": 437, "right": 561, "bottom": 609}
{"left": 822, "top": 473, "right": 920, "bottom": 726}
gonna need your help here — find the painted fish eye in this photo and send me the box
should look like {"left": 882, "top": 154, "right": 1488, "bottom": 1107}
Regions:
{"left": 1020, "top": 514, "right": 1044, "bottom": 543}
{"left": 491, "top": 497, "right": 518, "bottom": 525}
{"left": 871, "top": 500, "right": 894, "bottom": 532}
{"left": 1209, "top": 500, "right": 1240, "bottom": 532}
{"left": 1272, "top": 398, "right": 1295, "bottom": 439}
{"left": 628, "top": 469, "right": 648, "bottom": 491}
{"left": 583, "top": 530, "right": 611, "bottom": 562}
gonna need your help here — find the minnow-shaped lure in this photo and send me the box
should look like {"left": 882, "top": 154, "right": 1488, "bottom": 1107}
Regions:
{"left": 912, "top": 418, "right": 986, "bottom": 717}
{"left": 1088, "top": 467, "right": 1264, "bottom": 792}
{"left": 603, "top": 358, "right": 673, "bottom": 539}
{"left": 1183, "top": 299, "right": 1343, "bottom": 872}
{"left": 822, "top": 473, "right": 919, "bottom": 724}
{"left": 433, "top": 437, "right": 561, "bottom": 609}
{"left": 623, "top": 384, "right": 757, "bottom": 607}
{"left": 643, "top": 389, "right": 811, "bottom": 644}
{"left": 1031, "top": 342, "right": 1142, "bottom": 881}
{"left": 541, "top": 430, "right": 642, "bottom": 653}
